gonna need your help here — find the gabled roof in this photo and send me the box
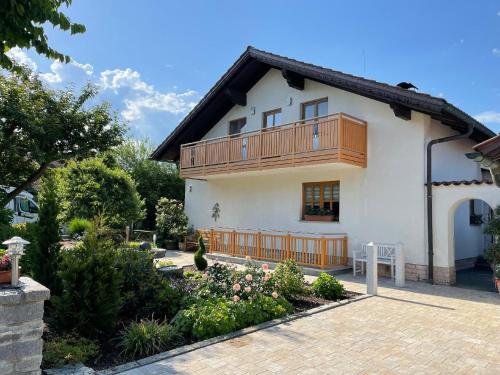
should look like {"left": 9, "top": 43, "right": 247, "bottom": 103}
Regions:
{"left": 152, "top": 46, "right": 495, "bottom": 161}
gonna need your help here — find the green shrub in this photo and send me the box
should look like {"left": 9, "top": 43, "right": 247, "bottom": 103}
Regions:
{"left": 191, "top": 298, "right": 236, "bottom": 340}
{"left": 115, "top": 248, "right": 160, "bottom": 319}
{"left": 51, "top": 222, "right": 123, "bottom": 337}
{"left": 232, "top": 294, "right": 292, "bottom": 329}
{"left": 203, "top": 262, "right": 233, "bottom": 296}
{"left": 42, "top": 334, "right": 99, "bottom": 369}
{"left": 155, "top": 198, "right": 188, "bottom": 241}
{"left": 172, "top": 295, "right": 292, "bottom": 341}
{"left": 68, "top": 217, "right": 92, "bottom": 236}
{"left": 194, "top": 236, "right": 208, "bottom": 271}
{"left": 56, "top": 158, "right": 145, "bottom": 228}
{"left": 273, "top": 259, "right": 305, "bottom": 299}
{"left": 30, "top": 171, "right": 62, "bottom": 293}
{"left": 120, "top": 318, "right": 183, "bottom": 359}
{"left": 115, "top": 247, "right": 184, "bottom": 320}
{"left": 311, "top": 272, "right": 345, "bottom": 300}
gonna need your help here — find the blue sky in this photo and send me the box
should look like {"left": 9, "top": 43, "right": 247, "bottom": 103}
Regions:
{"left": 7, "top": 0, "right": 500, "bottom": 143}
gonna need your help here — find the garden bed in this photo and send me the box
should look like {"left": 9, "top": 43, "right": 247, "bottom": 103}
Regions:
{"left": 41, "top": 234, "right": 358, "bottom": 373}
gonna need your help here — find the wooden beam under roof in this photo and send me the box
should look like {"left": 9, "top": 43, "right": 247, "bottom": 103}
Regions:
{"left": 282, "top": 69, "right": 304, "bottom": 90}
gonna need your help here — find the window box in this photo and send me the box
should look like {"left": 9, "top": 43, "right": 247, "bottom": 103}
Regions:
{"left": 303, "top": 214, "right": 335, "bottom": 222}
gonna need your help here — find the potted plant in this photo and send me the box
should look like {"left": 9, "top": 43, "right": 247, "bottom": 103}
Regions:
{"left": 0, "top": 251, "right": 12, "bottom": 284}
{"left": 303, "top": 207, "right": 336, "bottom": 222}
{"left": 155, "top": 198, "right": 188, "bottom": 250}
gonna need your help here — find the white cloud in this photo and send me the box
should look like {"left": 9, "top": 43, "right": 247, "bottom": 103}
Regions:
{"left": 40, "top": 59, "right": 94, "bottom": 83}
{"left": 99, "top": 68, "right": 197, "bottom": 120}
{"left": 72, "top": 61, "right": 93, "bottom": 76}
{"left": 493, "top": 48, "right": 500, "bottom": 56}
{"left": 474, "top": 111, "right": 500, "bottom": 124}
{"left": 122, "top": 90, "right": 197, "bottom": 121}
{"left": 5, "top": 47, "right": 37, "bottom": 70}
{"left": 39, "top": 60, "right": 64, "bottom": 83}
{"left": 99, "top": 68, "right": 154, "bottom": 94}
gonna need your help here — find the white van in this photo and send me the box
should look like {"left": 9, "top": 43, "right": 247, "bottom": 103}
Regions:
{"left": 2, "top": 187, "right": 39, "bottom": 224}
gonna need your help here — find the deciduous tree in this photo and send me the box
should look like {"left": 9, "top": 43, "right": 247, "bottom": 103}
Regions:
{"left": 0, "top": 71, "right": 124, "bottom": 206}
{"left": 113, "top": 139, "right": 184, "bottom": 229}
{"left": 0, "top": 0, "right": 85, "bottom": 71}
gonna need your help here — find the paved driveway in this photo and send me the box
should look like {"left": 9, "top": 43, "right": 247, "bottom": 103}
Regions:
{"left": 121, "top": 275, "right": 500, "bottom": 375}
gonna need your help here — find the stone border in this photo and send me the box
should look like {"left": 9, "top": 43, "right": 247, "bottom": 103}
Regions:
{"left": 98, "top": 293, "right": 371, "bottom": 374}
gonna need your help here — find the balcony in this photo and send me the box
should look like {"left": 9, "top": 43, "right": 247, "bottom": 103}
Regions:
{"left": 200, "top": 229, "right": 348, "bottom": 269}
{"left": 179, "top": 112, "right": 367, "bottom": 178}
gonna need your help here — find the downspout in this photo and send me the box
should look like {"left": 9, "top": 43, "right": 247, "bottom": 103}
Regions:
{"left": 426, "top": 120, "right": 474, "bottom": 283}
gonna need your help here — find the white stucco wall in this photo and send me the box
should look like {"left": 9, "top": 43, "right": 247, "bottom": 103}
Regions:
{"left": 453, "top": 199, "right": 490, "bottom": 260}
{"left": 184, "top": 68, "right": 492, "bottom": 270}
{"left": 432, "top": 184, "right": 500, "bottom": 268}
{"left": 425, "top": 119, "right": 481, "bottom": 182}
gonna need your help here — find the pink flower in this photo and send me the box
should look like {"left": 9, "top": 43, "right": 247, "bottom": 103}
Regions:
{"left": 261, "top": 263, "right": 269, "bottom": 271}
{"left": 244, "top": 286, "right": 252, "bottom": 293}
{"left": 232, "top": 283, "right": 241, "bottom": 292}
{"left": 202, "top": 273, "right": 208, "bottom": 279}
{"left": 245, "top": 274, "right": 253, "bottom": 281}
{"left": 264, "top": 273, "right": 272, "bottom": 281}
{"left": 233, "top": 295, "right": 240, "bottom": 302}
{"left": 272, "top": 291, "right": 279, "bottom": 299}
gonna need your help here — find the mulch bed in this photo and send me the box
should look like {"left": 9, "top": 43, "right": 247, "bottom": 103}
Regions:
{"left": 290, "top": 290, "right": 360, "bottom": 313}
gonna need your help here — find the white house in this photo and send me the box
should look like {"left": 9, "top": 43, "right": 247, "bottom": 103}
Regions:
{"left": 152, "top": 47, "right": 500, "bottom": 285}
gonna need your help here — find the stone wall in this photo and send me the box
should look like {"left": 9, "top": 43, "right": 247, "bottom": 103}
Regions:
{"left": 0, "top": 277, "right": 50, "bottom": 375}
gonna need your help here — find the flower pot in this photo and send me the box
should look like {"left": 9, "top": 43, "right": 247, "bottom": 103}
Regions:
{"left": 164, "top": 240, "right": 178, "bottom": 250}
{"left": 178, "top": 242, "right": 186, "bottom": 251}
{"left": 303, "top": 215, "right": 335, "bottom": 222}
{"left": 0, "top": 270, "right": 11, "bottom": 284}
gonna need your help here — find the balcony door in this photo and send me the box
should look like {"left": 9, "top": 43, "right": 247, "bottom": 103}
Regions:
{"left": 229, "top": 117, "right": 248, "bottom": 160}
{"left": 301, "top": 98, "right": 328, "bottom": 150}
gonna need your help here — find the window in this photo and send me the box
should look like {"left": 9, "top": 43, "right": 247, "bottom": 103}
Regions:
{"left": 302, "top": 181, "right": 339, "bottom": 221}
{"left": 301, "top": 98, "right": 328, "bottom": 120}
{"left": 229, "top": 117, "right": 246, "bottom": 135}
{"left": 263, "top": 109, "right": 282, "bottom": 128}
{"left": 301, "top": 98, "right": 328, "bottom": 150}
{"left": 15, "top": 197, "right": 38, "bottom": 214}
{"left": 469, "top": 200, "right": 483, "bottom": 226}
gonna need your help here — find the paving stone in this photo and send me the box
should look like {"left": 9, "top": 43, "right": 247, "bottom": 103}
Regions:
{"left": 117, "top": 274, "right": 500, "bottom": 375}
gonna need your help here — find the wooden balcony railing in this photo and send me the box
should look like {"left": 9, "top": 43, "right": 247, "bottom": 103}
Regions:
{"left": 200, "top": 229, "right": 348, "bottom": 269}
{"left": 180, "top": 112, "right": 367, "bottom": 178}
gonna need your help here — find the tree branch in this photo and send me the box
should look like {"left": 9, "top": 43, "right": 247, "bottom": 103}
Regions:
{"left": 1, "top": 163, "right": 50, "bottom": 206}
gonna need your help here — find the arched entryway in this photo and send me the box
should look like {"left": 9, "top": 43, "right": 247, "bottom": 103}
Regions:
{"left": 432, "top": 182, "right": 499, "bottom": 286}
{"left": 451, "top": 198, "right": 494, "bottom": 291}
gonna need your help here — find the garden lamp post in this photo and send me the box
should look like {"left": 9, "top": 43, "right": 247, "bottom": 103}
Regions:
{"left": 2, "top": 236, "right": 30, "bottom": 287}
